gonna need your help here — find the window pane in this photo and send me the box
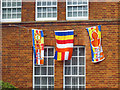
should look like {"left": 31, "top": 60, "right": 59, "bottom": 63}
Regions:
{"left": 37, "top": 2, "right": 41, "bottom": 6}
{"left": 83, "top": 11, "right": 87, "bottom": 16}
{"left": 73, "top": 12, "right": 77, "bottom": 17}
{"left": 78, "top": 6, "right": 82, "bottom": 10}
{"left": 17, "top": 14, "right": 21, "bottom": 18}
{"left": 79, "top": 67, "right": 84, "bottom": 75}
{"left": 47, "top": 1, "right": 51, "bottom": 6}
{"left": 8, "top": 8, "right": 11, "bottom": 14}
{"left": 48, "top": 58, "right": 54, "bottom": 65}
{"left": 2, "top": 14, "right": 6, "bottom": 19}
{"left": 48, "top": 77, "right": 54, "bottom": 85}
{"left": 48, "top": 13, "right": 52, "bottom": 17}
{"left": 65, "top": 60, "right": 71, "bottom": 65}
{"left": 2, "top": 9, "right": 6, "bottom": 14}
{"left": 2, "top": 2, "right": 6, "bottom": 7}
{"left": 79, "top": 57, "right": 84, "bottom": 65}
{"left": 79, "top": 86, "right": 85, "bottom": 90}
{"left": 68, "top": 6, "right": 72, "bottom": 11}
{"left": 8, "top": 14, "right": 11, "bottom": 19}
{"left": 12, "top": 14, "right": 16, "bottom": 18}
{"left": 12, "top": 8, "right": 16, "bottom": 13}
{"left": 67, "top": 0, "right": 72, "bottom": 5}
{"left": 35, "top": 86, "right": 40, "bottom": 90}
{"left": 35, "top": 67, "right": 40, "bottom": 75}
{"left": 48, "top": 48, "right": 54, "bottom": 56}
{"left": 72, "top": 77, "right": 78, "bottom": 85}
{"left": 68, "top": 12, "right": 72, "bottom": 17}
{"left": 17, "top": 8, "right": 21, "bottom": 12}
{"left": 78, "top": 12, "right": 82, "bottom": 16}
{"left": 42, "top": 1, "right": 46, "bottom": 6}
{"left": 12, "top": 2, "right": 16, "bottom": 6}
{"left": 52, "top": 1, "right": 56, "bottom": 5}
{"left": 73, "top": 0, "right": 77, "bottom": 5}
{"left": 79, "top": 77, "right": 85, "bottom": 84}
{"left": 65, "top": 67, "right": 71, "bottom": 75}
{"left": 53, "top": 13, "right": 57, "bottom": 17}
{"left": 17, "top": 2, "right": 21, "bottom": 6}
{"left": 44, "top": 48, "right": 47, "bottom": 56}
{"left": 37, "top": 7, "right": 41, "bottom": 12}
{"left": 72, "top": 48, "right": 77, "bottom": 56}
{"left": 73, "top": 6, "right": 77, "bottom": 11}
{"left": 41, "top": 86, "right": 47, "bottom": 88}
{"left": 83, "top": 0, "right": 87, "bottom": 4}
{"left": 43, "top": 8, "right": 46, "bottom": 12}
{"left": 44, "top": 58, "right": 47, "bottom": 65}
{"left": 48, "top": 8, "right": 52, "bottom": 12}
{"left": 79, "top": 48, "right": 85, "bottom": 56}
{"left": 7, "top": 2, "right": 11, "bottom": 7}
{"left": 43, "top": 13, "right": 46, "bottom": 18}
{"left": 35, "top": 77, "right": 40, "bottom": 84}
{"left": 65, "top": 86, "right": 71, "bottom": 88}
{"left": 53, "top": 7, "right": 57, "bottom": 12}
{"left": 48, "top": 67, "right": 53, "bottom": 75}
{"left": 83, "top": 6, "right": 87, "bottom": 10}
{"left": 72, "top": 67, "right": 77, "bottom": 75}
{"left": 78, "top": 0, "right": 82, "bottom": 4}
{"left": 37, "top": 13, "right": 41, "bottom": 18}
{"left": 65, "top": 77, "right": 71, "bottom": 85}
{"left": 41, "top": 77, "right": 47, "bottom": 85}
{"left": 72, "top": 57, "right": 78, "bottom": 65}
{"left": 41, "top": 67, "right": 47, "bottom": 75}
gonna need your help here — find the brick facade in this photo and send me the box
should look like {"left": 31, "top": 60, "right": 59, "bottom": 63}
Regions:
{"left": 1, "top": 1, "right": 120, "bottom": 89}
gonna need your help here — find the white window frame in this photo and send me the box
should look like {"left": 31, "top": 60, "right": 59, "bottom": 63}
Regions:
{"left": 63, "top": 46, "right": 86, "bottom": 89}
{"left": 66, "top": 0, "right": 89, "bottom": 20}
{"left": 35, "top": 0, "right": 57, "bottom": 21}
{"left": 1, "top": 0, "right": 22, "bottom": 22}
{"left": 33, "top": 46, "right": 55, "bottom": 88}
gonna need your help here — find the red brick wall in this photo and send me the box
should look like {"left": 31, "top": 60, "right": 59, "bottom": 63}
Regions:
{"left": 1, "top": 1, "right": 119, "bottom": 89}
{"left": 89, "top": 2, "right": 119, "bottom": 20}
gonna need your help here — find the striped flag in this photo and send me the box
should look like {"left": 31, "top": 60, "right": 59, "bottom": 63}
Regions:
{"left": 54, "top": 30, "right": 74, "bottom": 61}
{"left": 86, "top": 25, "right": 105, "bottom": 63}
{"left": 32, "top": 29, "right": 44, "bottom": 65}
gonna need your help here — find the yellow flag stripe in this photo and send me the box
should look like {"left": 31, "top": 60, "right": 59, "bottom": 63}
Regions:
{"left": 55, "top": 35, "right": 74, "bottom": 40}
{"left": 57, "top": 52, "right": 61, "bottom": 61}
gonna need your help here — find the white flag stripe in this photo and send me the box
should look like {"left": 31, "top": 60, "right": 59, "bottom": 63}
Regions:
{"left": 56, "top": 43, "right": 73, "bottom": 48}
{"left": 38, "top": 59, "right": 40, "bottom": 65}
{"left": 65, "top": 51, "right": 69, "bottom": 60}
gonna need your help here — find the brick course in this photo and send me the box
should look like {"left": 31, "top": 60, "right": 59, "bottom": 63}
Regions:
{"left": 1, "top": 1, "right": 119, "bottom": 89}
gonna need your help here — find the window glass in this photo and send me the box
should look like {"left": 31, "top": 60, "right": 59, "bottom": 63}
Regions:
{"left": 66, "top": 0, "right": 88, "bottom": 20}
{"left": 64, "top": 46, "right": 85, "bottom": 89}
{"left": 1, "top": 0, "right": 22, "bottom": 22}
{"left": 33, "top": 47, "right": 54, "bottom": 89}
{"left": 36, "top": 0, "right": 57, "bottom": 21}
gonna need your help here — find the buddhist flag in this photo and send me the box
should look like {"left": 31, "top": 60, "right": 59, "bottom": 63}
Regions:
{"left": 32, "top": 29, "right": 44, "bottom": 65}
{"left": 54, "top": 30, "right": 74, "bottom": 61}
{"left": 86, "top": 25, "right": 105, "bottom": 63}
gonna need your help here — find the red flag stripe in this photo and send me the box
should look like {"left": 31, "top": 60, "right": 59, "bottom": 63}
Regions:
{"left": 56, "top": 47, "right": 73, "bottom": 52}
{"left": 56, "top": 39, "right": 73, "bottom": 44}
{"left": 61, "top": 52, "right": 65, "bottom": 60}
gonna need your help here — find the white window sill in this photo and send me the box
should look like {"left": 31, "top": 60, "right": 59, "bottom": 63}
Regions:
{"left": 36, "top": 18, "right": 57, "bottom": 21}
{"left": 66, "top": 17, "right": 88, "bottom": 20}
{"left": 1, "top": 19, "right": 21, "bottom": 23}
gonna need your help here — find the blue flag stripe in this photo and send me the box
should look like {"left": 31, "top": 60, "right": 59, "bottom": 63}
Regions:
{"left": 55, "top": 31, "right": 74, "bottom": 36}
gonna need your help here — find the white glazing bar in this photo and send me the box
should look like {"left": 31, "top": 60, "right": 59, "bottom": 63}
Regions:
{"left": 78, "top": 47, "right": 79, "bottom": 88}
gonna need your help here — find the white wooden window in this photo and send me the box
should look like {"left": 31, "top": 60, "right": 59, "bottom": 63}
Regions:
{"left": 66, "top": 0, "right": 88, "bottom": 20}
{"left": 63, "top": 46, "right": 86, "bottom": 89}
{"left": 36, "top": 0, "right": 57, "bottom": 21}
{"left": 33, "top": 46, "right": 54, "bottom": 89}
{"left": 1, "top": 0, "right": 22, "bottom": 22}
